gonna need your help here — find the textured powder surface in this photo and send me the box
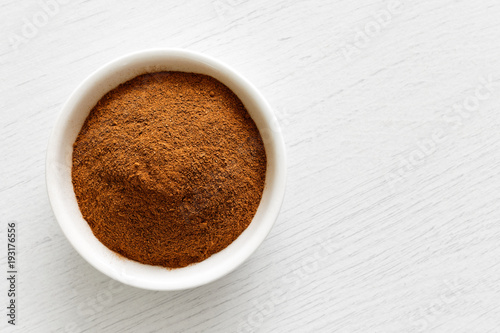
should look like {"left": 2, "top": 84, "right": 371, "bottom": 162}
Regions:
{"left": 71, "top": 71, "right": 267, "bottom": 268}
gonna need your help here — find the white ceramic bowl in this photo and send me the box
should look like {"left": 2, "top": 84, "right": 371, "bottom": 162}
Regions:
{"left": 46, "top": 49, "right": 286, "bottom": 290}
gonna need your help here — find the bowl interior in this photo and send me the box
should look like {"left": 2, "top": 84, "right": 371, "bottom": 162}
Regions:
{"left": 46, "top": 49, "right": 286, "bottom": 290}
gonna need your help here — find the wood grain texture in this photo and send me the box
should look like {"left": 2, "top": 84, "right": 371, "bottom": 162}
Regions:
{"left": 2, "top": 0, "right": 500, "bottom": 332}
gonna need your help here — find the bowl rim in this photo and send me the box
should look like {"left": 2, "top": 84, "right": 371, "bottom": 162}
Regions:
{"left": 45, "top": 48, "right": 286, "bottom": 290}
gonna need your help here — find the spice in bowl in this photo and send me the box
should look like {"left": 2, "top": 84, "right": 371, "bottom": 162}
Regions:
{"left": 71, "top": 71, "right": 266, "bottom": 269}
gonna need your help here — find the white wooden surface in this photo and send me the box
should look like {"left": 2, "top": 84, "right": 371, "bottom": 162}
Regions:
{"left": 2, "top": 0, "right": 500, "bottom": 332}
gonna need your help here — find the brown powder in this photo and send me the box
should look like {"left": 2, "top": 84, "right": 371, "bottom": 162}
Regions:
{"left": 71, "top": 71, "right": 266, "bottom": 268}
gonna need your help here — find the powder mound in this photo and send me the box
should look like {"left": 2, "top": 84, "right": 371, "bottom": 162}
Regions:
{"left": 72, "top": 71, "right": 266, "bottom": 268}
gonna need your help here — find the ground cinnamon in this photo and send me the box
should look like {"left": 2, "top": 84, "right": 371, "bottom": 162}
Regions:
{"left": 72, "top": 71, "right": 266, "bottom": 268}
